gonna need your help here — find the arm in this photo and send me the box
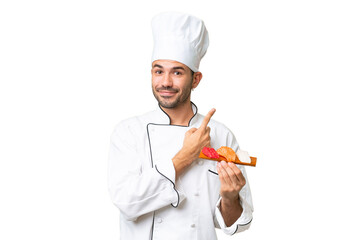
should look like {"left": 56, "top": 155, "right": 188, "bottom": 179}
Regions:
{"left": 213, "top": 126, "right": 254, "bottom": 234}
{"left": 215, "top": 161, "right": 253, "bottom": 234}
{"left": 108, "top": 123, "right": 180, "bottom": 221}
{"left": 108, "top": 109, "right": 216, "bottom": 220}
{"left": 172, "top": 109, "right": 216, "bottom": 178}
{"left": 220, "top": 197, "right": 243, "bottom": 226}
{"left": 217, "top": 161, "right": 245, "bottom": 226}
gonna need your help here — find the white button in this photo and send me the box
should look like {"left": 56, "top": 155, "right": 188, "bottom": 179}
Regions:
{"left": 197, "top": 160, "right": 203, "bottom": 165}
{"left": 194, "top": 192, "right": 199, "bottom": 196}
{"left": 157, "top": 218, "right": 162, "bottom": 223}
{"left": 190, "top": 223, "right": 196, "bottom": 228}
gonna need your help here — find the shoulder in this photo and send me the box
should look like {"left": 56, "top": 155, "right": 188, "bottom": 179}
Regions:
{"left": 211, "top": 118, "right": 237, "bottom": 142}
{"left": 210, "top": 118, "right": 231, "bottom": 133}
{"left": 112, "top": 110, "right": 155, "bottom": 135}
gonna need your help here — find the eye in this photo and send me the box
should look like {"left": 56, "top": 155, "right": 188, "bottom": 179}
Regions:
{"left": 174, "top": 71, "right": 182, "bottom": 75}
{"left": 155, "top": 70, "right": 163, "bottom": 74}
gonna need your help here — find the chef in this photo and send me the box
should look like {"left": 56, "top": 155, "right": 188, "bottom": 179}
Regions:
{"left": 108, "top": 12, "right": 253, "bottom": 240}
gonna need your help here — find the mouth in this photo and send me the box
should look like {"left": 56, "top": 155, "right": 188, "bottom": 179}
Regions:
{"left": 158, "top": 90, "right": 177, "bottom": 97}
{"left": 156, "top": 87, "right": 179, "bottom": 97}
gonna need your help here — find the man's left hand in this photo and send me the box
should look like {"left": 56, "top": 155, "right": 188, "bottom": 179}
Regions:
{"left": 217, "top": 161, "right": 246, "bottom": 201}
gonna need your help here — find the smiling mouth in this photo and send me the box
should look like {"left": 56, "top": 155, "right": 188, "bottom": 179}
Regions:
{"left": 156, "top": 87, "right": 179, "bottom": 97}
{"left": 159, "top": 91, "right": 177, "bottom": 97}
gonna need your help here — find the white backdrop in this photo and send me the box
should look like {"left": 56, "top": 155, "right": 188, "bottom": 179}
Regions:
{"left": 1, "top": 0, "right": 359, "bottom": 239}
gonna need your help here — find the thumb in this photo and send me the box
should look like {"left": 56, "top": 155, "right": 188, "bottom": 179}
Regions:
{"left": 187, "top": 128, "right": 197, "bottom": 134}
{"left": 185, "top": 128, "right": 197, "bottom": 137}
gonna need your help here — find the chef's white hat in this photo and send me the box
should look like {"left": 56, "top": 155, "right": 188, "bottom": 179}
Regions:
{"left": 151, "top": 12, "right": 209, "bottom": 72}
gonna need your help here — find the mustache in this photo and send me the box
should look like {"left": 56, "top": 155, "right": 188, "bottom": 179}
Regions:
{"left": 156, "top": 87, "right": 179, "bottom": 93}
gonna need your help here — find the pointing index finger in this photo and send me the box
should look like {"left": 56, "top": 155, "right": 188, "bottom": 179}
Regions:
{"left": 200, "top": 108, "right": 216, "bottom": 130}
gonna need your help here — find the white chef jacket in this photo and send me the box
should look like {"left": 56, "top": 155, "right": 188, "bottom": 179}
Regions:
{"left": 108, "top": 102, "right": 253, "bottom": 240}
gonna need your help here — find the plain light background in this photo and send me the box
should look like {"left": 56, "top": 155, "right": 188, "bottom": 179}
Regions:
{"left": 1, "top": 0, "right": 359, "bottom": 239}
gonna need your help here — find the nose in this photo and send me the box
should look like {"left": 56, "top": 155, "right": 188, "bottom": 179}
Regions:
{"left": 161, "top": 72, "right": 173, "bottom": 88}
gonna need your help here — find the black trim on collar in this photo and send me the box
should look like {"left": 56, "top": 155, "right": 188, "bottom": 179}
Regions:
{"left": 157, "top": 101, "right": 198, "bottom": 127}
{"left": 188, "top": 101, "right": 198, "bottom": 126}
{"left": 158, "top": 103, "right": 171, "bottom": 124}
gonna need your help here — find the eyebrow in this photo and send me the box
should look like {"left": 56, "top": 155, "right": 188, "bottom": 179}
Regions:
{"left": 172, "top": 66, "right": 185, "bottom": 71}
{"left": 152, "top": 64, "right": 185, "bottom": 71}
{"left": 153, "top": 64, "right": 163, "bottom": 69}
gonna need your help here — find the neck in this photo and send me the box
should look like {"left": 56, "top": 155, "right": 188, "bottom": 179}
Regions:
{"left": 160, "top": 101, "right": 194, "bottom": 126}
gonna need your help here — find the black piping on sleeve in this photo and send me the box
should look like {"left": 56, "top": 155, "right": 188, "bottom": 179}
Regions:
{"left": 231, "top": 218, "right": 253, "bottom": 235}
{"left": 155, "top": 165, "right": 180, "bottom": 208}
{"left": 147, "top": 123, "right": 180, "bottom": 208}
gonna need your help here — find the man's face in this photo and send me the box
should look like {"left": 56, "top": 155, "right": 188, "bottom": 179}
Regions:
{"left": 151, "top": 60, "right": 194, "bottom": 109}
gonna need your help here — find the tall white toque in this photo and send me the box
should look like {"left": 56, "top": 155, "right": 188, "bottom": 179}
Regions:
{"left": 151, "top": 12, "right": 209, "bottom": 72}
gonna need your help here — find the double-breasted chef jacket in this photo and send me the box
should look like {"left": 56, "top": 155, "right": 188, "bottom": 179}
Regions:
{"left": 108, "top": 102, "right": 253, "bottom": 240}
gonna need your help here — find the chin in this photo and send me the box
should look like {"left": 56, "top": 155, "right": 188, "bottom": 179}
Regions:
{"left": 159, "top": 100, "right": 178, "bottom": 109}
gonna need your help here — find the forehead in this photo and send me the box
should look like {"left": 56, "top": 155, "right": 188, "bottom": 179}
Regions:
{"left": 152, "top": 59, "right": 190, "bottom": 71}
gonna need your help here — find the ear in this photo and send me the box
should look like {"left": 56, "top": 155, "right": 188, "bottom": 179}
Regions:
{"left": 192, "top": 72, "right": 203, "bottom": 89}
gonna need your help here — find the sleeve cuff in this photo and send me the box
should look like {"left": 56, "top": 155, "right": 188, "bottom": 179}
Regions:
{"left": 215, "top": 195, "right": 253, "bottom": 235}
{"left": 155, "top": 161, "right": 186, "bottom": 207}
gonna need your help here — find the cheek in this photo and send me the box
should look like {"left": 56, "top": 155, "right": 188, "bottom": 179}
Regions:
{"left": 173, "top": 78, "right": 188, "bottom": 89}
{"left": 151, "top": 77, "right": 160, "bottom": 88}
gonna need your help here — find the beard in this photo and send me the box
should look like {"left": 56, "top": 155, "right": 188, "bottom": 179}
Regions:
{"left": 152, "top": 80, "right": 193, "bottom": 109}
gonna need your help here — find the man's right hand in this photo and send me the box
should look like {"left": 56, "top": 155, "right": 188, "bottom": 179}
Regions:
{"left": 172, "top": 108, "right": 216, "bottom": 178}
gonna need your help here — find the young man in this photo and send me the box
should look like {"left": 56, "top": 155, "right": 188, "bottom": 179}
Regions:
{"left": 108, "top": 12, "right": 253, "bottom": 240}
